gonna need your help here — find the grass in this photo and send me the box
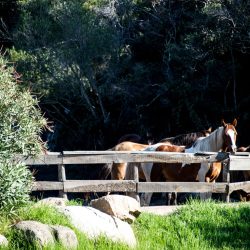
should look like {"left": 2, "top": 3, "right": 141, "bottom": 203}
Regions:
{"left": 134, "top": 200, "right": 250, "bottom": 250}
{"left": 0, "top": 199, "right": 249, "bottom": 250}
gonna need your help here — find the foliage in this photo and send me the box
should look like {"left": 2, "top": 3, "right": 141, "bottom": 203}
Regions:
{"left": 0, "top": 55, "right": 47, "bottom": 155}
{"left": 0, "top": 157, "right": 33, "bottom": 215}
{"left": 9, "top": 0, "right": 121, "bottom": 149}
{"left": 0, "top": 54, "right": 47, "bottom": 213}
{"left": 5, "top": 0, "right": 250, "bottom": 150}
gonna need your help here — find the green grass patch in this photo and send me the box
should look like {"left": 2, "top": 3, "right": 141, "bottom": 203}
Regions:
{"left": 134, "top": 200, "right": 250, "bottom": 250}
{"left": 0, "top": 200, "right": 249, "bottom": 249}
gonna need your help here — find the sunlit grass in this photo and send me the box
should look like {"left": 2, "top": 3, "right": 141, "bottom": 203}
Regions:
{"left": 0, "top": 199, "right": 249, "bottom": 249}
{"left": 134, "top": 199, "right": 250, "bottom": 250}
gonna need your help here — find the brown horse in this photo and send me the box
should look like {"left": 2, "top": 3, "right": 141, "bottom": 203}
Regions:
{"left": 109, "top": 141, "right": 149, "bottom": 181}
{"left": 142, "top": 119, "right": 238, "bottom": 205}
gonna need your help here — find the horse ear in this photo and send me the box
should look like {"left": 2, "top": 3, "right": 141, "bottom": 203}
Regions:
{"left": 232, "top": 118, "right": 237, "bottom": 127}
{"left": 221, "top": 119, "right": 227, "bottom": 127}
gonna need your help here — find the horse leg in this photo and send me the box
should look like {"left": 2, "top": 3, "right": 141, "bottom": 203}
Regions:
{"left": 167, "top": 192, "right": 177, "bottom": 205}
{"left": 172, "top": 192, "right": 177, "bottom": 205}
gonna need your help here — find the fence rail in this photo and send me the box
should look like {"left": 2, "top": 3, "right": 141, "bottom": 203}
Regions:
{"left": 17, "top": 151, "right": 250, "bottom": 204}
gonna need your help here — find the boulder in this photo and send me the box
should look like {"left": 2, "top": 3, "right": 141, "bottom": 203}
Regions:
{"left": 90, "top": 194, "right": 141, "bottom": 223}
{"left": 0, "top": 234, "right": 8, "bottom": 247}
{"left": 36, "top": 197, "right": 68, "bottom": 207}
{"left": 15, "top": 220, "right": 54, "bottom": 247}
{"left": 50, "top": 225, "right": 78, "bottom": 249}
{"left": 56, "top": 205, "right": 136, "bottom": 247}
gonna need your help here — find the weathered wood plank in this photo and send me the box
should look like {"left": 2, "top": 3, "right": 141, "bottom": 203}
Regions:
{"left": 32, "top": 181, "right": 63, "bottom": 191}
{"left": 222, "top": 160, "right": 230, "bottom": 202}
{"left": 229, "top": 155, "right": 250, "bottom": 170}
{"left": 229, "top": 181, "right": 250, "bottom": 193}
{"left": 62, "top": 151, "right": 225, "bottom": 165}
{"left": 64, "top": 180, "right": 136, "bottom": 192}
{"left": 14, "top": 151, "right": 229, "bottom": 165}
{"left": 138, "top": 182, "right": 227, "bottom": 193}
{"left": 16, "top": 153, "right": 62, "bottom": 165}
{"left": 126, "top": 163, "right": 140, "bottom": 201}
{"left": 58, "top": 164, "right": 67, "bottom": 199}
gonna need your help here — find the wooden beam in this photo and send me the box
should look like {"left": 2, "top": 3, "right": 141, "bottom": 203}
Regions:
{"left": 229, "top": 155, "right": 250, "bottom": 171}
{"left": 58, "top": 164, "right": 67, "bottom": 199}
{"left": 64, "top": 180, "right": 136, "bottom": 192}
{"left": 229, "top": 181, "right": 250, "bottom": 193}
{"left": 32, "top": 181, "right": 63, "bottom": 191}
{"left": 16, "top": 152, "right": 63, "bottom": 165}
{"left": 138, "top": 182, "right": 227, "bottom": 193}
{"left": 62, "top": 151, "right": 225, "bottom": 165}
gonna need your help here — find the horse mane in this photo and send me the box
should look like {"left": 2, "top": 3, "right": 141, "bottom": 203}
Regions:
{"left": 160, "top": 131, "right": 210, "bottom": 147}
{"left": 185, "top": 126, "right": 224, "bottom": 152}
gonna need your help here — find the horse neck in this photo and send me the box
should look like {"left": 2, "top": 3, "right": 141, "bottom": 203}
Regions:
{"left": 192, "top": 127, "right": 225, "bottom": 152}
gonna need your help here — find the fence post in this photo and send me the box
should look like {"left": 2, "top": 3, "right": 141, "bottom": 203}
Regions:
{"left": 222, "top": 160, "right": 230, "bottom": 202}
{"left": 58, "top": 164, "right": 67, "bottom": 199}
{"left": 126, "top": 163, "right": 140, "bottom": 203}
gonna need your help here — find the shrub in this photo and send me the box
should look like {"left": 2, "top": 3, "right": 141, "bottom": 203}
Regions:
{"left": 0, "top": 156, "right": 33, "bottom": 214}
{"left": 0, "top": 53, "right": 47, "bottom": 213}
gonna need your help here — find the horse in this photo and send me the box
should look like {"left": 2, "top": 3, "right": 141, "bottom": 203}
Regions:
{"left": 106, "top": 127, "right": 213, "bottom": 202}
{"left": 159, "top": 127, "right": 212, "bottom": 147}
{"left": 109, "top": 141, "right": 149, "bottom": 181}
{"left": 138, "top": 119, "right": 238, "bottom": 206}
{"left": 109, "top": 126, "right": 212, "bottom": 182}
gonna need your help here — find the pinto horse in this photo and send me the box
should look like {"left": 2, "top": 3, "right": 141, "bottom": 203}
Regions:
{"left": 109, "top": 127, "right": 212, "bottom": 181}
{"left": 139, "top": 119, "right": 238, "bottom": 205}
{"left": 159, "top": 127, "right": 212, "bottom": 147}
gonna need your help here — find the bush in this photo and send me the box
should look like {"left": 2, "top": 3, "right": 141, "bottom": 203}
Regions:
{"left": 0, "top": 156, "right": 33, "bottom": 214}
{"left": 0, "top": 53, "right": 47, "bottom": 213}
{"left": 0, "top": 55, "right": 47, "bottom": 156}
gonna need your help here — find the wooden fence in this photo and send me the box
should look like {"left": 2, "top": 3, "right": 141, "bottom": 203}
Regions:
{"left": 17, "top": 151, "right": 250, "bottom": 204}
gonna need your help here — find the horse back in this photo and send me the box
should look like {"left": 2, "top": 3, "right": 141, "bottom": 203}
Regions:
{"left": 155, "top": 144, "right": 185, "bottom": 152}
{"left": 160, "top": 131, "right": 207, "bottom": 147}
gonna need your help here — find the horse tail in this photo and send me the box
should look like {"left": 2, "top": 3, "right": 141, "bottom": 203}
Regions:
{"left": 100, "top": 163, "right": 112, "bottom": 180}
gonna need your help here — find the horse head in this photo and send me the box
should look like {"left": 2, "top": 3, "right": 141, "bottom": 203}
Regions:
{"left": 222, "top": 118, "right": 237, "bottom": 153}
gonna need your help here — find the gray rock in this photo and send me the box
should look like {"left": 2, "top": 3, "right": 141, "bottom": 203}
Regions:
{"left": 90, "top": 194, "right": 141, "bottom": 223}
{"left": 0, "top": 234, "right": 8, "bottom": 247}
{"left": 15, "top": 220, "right": 54, "bottom": 247}
{"left": 50, "top": 225, "right": 78, "bottom": 249}
{"left": 56, "top": 205, "right": 136, "bottom": 247}
{"left": 36, "top": 197, "right": 68, "bottom": 207}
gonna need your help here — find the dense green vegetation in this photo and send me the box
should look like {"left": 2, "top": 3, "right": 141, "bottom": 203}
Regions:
{"left": 0, "top": 54, "right": 46, "bottom": 213}
{"left": 0, "top": 200, "right": 249, "bottom": 249}
{"left": 1, "top": 0, "right": 249, "bottom": 151}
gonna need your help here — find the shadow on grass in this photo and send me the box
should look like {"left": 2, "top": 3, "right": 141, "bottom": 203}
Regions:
{"left": 201, "top": 205, "right": 250, "bottom": 249}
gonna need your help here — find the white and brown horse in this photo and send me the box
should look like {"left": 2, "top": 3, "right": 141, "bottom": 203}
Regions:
{"left": 138, "top": 119, "right": 238, "bottom": 205}
{"left": 108, "top": 127, "right": 212, "bottom": 181}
